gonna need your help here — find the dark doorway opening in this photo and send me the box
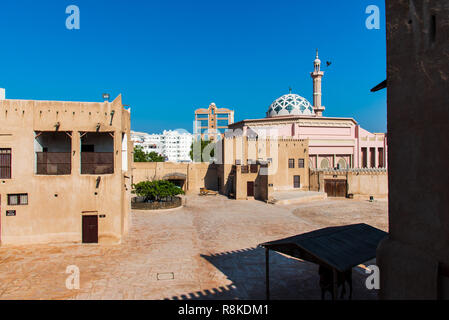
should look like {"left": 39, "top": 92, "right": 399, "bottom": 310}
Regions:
{"left": 81, "top": 144, "right": 95, "bottom": 152}
{"left": 247, "top": 181, "right": 254, "bottom": 197}
{"left": 169, "top": 179, "right": 185, "bottom": 190}
{"left": 82, "top": 215, "right": 98, "bottom": 243}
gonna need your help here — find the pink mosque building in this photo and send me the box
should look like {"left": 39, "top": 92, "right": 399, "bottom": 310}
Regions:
{"left": 229, "top": 51, "right": 387, "bottom": 169}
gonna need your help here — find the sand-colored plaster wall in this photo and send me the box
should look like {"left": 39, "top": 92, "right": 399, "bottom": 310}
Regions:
{"left": 0, "top": 95, "right": 131, "bottom": 245}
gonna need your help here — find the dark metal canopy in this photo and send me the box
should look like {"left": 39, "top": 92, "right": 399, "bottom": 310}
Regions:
{"left": 259, "top": 223, "right": 387, "bottom": 300}
{"left": 260, "top": 223, "right": 387, "bottom": 273}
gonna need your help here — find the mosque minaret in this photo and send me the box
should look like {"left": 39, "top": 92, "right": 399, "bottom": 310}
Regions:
{"left": 311, "top": 49, "right": 325, "bottom": 117}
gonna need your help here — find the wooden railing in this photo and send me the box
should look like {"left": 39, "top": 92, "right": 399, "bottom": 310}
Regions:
{"left": 36, "top": 152, "right": 71, "bottom": 175}
{"left": 81, "top": 152, "right": 114, "bottom": 174}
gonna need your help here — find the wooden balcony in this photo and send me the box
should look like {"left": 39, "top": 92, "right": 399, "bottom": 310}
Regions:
{"left": 81, "top": 152, "right": 114, "bottom": 174}
{"left": 36, "top": 152, "right": 71, "bottom": 175}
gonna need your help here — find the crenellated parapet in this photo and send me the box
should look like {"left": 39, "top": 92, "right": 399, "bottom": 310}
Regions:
{"left": 310, "top": 167, "right": 388, "bottom": 174}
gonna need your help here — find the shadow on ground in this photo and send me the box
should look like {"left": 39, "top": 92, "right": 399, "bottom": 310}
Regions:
{"left": 167, "top": 247, "right": 319, "bottom": 300}
{"left": 166, "top": 247, "right": 379, "bottom": 300}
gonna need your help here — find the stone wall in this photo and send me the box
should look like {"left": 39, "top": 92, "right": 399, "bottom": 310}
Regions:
{"left": 132, "top": 136, "right": 309, "bottom": 202}
{"left": 132, "top": 162, "right": 217, "bottom": 195}
{"left": 131, "top": 196, "right": 182, "bottom": 210}
{"left": 309, "top": 168, "right": 388, "bottom": 200}
{"left": 377, "top": 0, "right": 449, "bottom": 299}
{"left": 233, "top": 164, "right": 269, "bottom": 201}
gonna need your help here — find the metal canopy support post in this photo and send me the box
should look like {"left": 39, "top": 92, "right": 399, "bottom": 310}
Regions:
{"left": 265, "top": 248, "right": 270, "bottom": 301}
{"left": 333, "top": 268, "right": 338, "bottom": 301}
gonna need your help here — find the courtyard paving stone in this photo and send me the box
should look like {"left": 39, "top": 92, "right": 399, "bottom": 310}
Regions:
{"left": 0, "top": 195, "right": 388, "bottom": 300}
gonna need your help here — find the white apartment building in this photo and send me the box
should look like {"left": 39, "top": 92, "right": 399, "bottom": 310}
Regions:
{"left": 131, "top": 130, "right": 193, "bottom": 163}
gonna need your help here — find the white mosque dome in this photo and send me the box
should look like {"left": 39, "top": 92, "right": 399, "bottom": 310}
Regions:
{"left": 267, "top": 93, "right": 315, "bottom": 117}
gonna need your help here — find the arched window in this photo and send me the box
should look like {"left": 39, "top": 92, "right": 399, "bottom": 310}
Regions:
{"left": 337, "top": 158, "right": 347, "bottom": 169}
{"left": 320, "top": 158, "right": 330, "bottom": 169}
{"left": 309, "top": 158, "right": 315, "bottom": 169}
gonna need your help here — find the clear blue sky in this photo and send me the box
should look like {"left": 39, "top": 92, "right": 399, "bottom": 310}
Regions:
{"left": 0, "top": 0, "right": 386, "bottom": 133}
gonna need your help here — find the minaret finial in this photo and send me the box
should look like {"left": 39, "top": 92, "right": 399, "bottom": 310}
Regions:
{"left": 316, "top": 48, "right": 319, "bottom": 59}
{"left": 289, "top": 87, "right": 292, "bottom": 94}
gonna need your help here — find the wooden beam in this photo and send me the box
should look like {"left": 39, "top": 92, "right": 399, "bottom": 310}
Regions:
{"left": 109, "top": 111, "right": 115, "bottom": 126}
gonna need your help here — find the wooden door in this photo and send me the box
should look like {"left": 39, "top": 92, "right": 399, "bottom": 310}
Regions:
{"left": 247, "top": 181, "right": 254, "bottom": 197}
{"left": 294, "top": 175, "right": 301, "bottom": 188}
{"left": 324, "top": 180, "right": 347, "bottom": 198}
{"left": 335, "top": 180, "right": 347, "bottom": 197}
{"left": 324, "top": 180, "right": 335, "bottom": 197}
{"left": 82, "top": 215, "right": 98, "bottom": 243}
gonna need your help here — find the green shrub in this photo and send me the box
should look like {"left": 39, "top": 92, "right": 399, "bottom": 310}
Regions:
{"left": 133, "top": 146, "right": 165, "bottom": 162}
{"left": 132, "top": 180, "right": 184, "bottom": 202}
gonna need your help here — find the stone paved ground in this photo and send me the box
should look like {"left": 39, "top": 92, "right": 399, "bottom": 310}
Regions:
{"left": 0, "top": 196, "right": 388, "bottom": 300}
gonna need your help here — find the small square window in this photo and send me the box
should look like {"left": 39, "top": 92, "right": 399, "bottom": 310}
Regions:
{"left": 298, "top": 159, "right": 305, "bottom": 168}
{"left": 288, "top": 159, "right": 295, "bottom": 169}
{"left": 8, "top": 193, "right": 28, "bottom": 206}
{"left": 20, "top": 194, "right": 28, "bottom": 205}
{"left": 8, "top": 194, "right": 18, "bottom": 205}
{"left": 0, "top": 148, "right": 12, "bottom": 179}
